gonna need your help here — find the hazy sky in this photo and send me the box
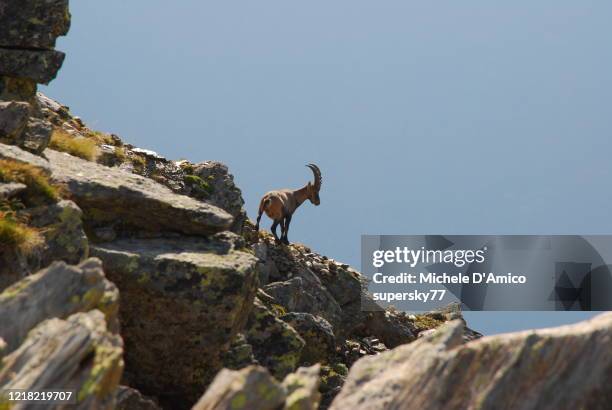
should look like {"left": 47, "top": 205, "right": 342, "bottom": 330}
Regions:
{"left": 44, "top": 1, "right": 612, "bottom": 335}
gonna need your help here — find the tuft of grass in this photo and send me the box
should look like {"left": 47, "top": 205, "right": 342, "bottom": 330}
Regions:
{"left": 412, "top": 314, "right": 445, "bottom": 332}
{"left": 0, "top": 217, "right": 42, "bottom": 254}
{"left": 0, "top": 159, "right": 59, "bottom": 206}
{"left": 130, "top": 154, "right": 147, "bottom": 172}
{"left": 184, "top": 174, "right": 213, "bottom": 194}
{"left": 89, "top": 130, "right": 116, "bottom": 146}
{"left": 49, "top": 128, "right": 99, "bottom": 161}
{"left": 113, "top": 146, "right": 127, "bottom": 163}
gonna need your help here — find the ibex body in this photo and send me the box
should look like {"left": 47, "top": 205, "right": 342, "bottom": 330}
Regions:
{"left": 255, "top": 164, "right": 322, "bottom": 244}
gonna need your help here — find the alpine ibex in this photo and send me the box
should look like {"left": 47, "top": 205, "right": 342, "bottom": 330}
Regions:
{"left": 255, "top": 164, "right": 322, "bottom": 244}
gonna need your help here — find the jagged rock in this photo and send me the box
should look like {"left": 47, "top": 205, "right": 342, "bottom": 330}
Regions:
{"left": 0, "top": 48, "right": 65, "bottom": 84}
{"left": 191, "top": 161, "right": 247, "bottom": 233}
{"left": 356, "top": 306, "right": 416, "bottom": 348}
{"left": 0, "top": 198, "right": 88, "bottom": 290}
{"left": 280, "top": 313, "right": 335, "bottom": 365}
{"left": 44, "top": 149, "right": 233, "bottom": 236}
{"left": 264, "top": 276, "right": 343, "bottom": 332}
{"left": 0, "top": 0, "right": 70, "bottom": 49}
{"left": 319, "top": 365, "right": 346, "bottom": 409}
{"left": 0, "top": 103, "right": 52, "bottom": 153}
{"left": 245, "top": 298, "right": 305, "bottom": 380}
{"left": 20, "top": 115, "right": 52, "bottom": 153}
{"left": 330, "top": 314, "right": 612, "bottom": 410}
{"left": 25, "top": 199, "right": 89, "bottom": 265}
{"left": 282, "top": 364, "right": 321, "bottom": 410}
{"left": 0, "top": 182, "right": 26, "bottom": 199}
{"left": 115, "top": 386, "right": 161, "bottom": 410}
{"left": 0, "top": 258, "right": 118, "bottom": 352}
{"left": 90, "top": 236, "right": 258, "bottom": 407}
{"left": 0, "top": 310, "right": 123, "bottom": 410}
{"left": 0, "top": 142, "right": 51, "bottom": 172}
{"left": 221, "top": 333, "right": 257, "bottom": 370}
{"left": 0, "top": 76, "right": 37, "bottom": 101}
{"left": 193, "top": 366, "right": 286, "bottom": 410}
{"left": 253, "top": 242, "right": 279, "bottom": 285}
{"left": 0, "top": 101, "right": 29, "bottom": 142}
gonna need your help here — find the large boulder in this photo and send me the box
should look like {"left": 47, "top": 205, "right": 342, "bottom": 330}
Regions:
{"left": 25, "top": 199, "right": 89, "bottom": 267}
{"left": 90, "top": 235, "right": 258, "bottom": 407}
{"left": 0, "top": 0, "right": 71, "bottom": 49}
{"left": 0, "top": 101, "right": 29, "bottom": 142}
{"left": 0, "top": 141, "right": 51, "bottom": 171}
{"left": 244, "top": 298, "right": 305, "bottom": 380}
{"left": 0, "top": 48, "right": 65, "bottom": 84}
{"left": 0, "top": 258, "right": 119, "bottom": 352}
{"left": 0, "top": 107, "right": 52, "bottom": 154}
{"left": 0, "top": 310, "right": 123, "bottom": 410}
{"left": 282, "top": 364, "right": 321, "bottom": 410}
{"left": 19, "top": 115, "right": 53, "bottom": 153}
{"left": 44, "top": 149, "right": 233, "bottom": 236}
{"left": 330, "top": 314, "right": 612, "bottom": 410}
{"left": 280, "top": 313, "right": 335, "bottom": 365}
{"left": 192, "top": 364, "right": 321, "bottom": 410}
{"left": 193, "top": 366, "right": 287, "bottom": 410}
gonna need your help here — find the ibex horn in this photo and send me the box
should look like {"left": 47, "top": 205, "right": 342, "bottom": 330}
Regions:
{"left": 306, "top": 163, "right": 322, "bottom": 191}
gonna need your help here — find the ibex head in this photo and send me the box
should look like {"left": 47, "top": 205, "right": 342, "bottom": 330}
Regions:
{"left": 306, "top": 163, "right": 322, "bottom": 206}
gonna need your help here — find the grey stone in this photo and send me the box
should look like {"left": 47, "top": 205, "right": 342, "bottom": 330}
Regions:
{"left": 0, "top": 0, "right": 71, "bottom": 49}
{"left": 330, "top": 314, "right": 612, "bottom": 410}
{"left": 44, "top": 149, "right": 233, "bottom": 236}
{"left": 0, "top": 48, "right": 65, "bottom": 84}
{"left": 244, "top": 298, "right": 305, "bottom": 380}
{"left": 0, "top": 311, "right": 123, "bottom": 410}
{"left": 280, "top": 313, "right": 335, "bottom": 364}
{"left": 0, "top": 258, "right": 118, "bottom": 352}
{"left": 193, "top": 366, "right": 286, "bottom": 410}
{"left": 0, "top": 142, "right": 51, "bottom": 173}
{"left": 192, "top": 160, "right": 247, "bottom": 232}
{"left": 20, "top": 116, "right": 52, "bottom": 153}
{"left": 282, "top": 364, "right": 321, "bottom": 410}
{"left": 0, "top": 101, "right": 29, "bottom": 141}
{"left": 90, "top": 237, "right": 258, "bottom": 406}
{"left": 26, "top": 199, "right": 89, "bottom": 267}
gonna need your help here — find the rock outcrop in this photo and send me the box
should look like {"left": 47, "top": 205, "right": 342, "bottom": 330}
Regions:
{"left": 192, "top": 364, "right": 321, "bottom": 410}
{"left": 91, "top": 236, "right": 259, "bottom": 406}
{"left": 330, "top": 313, "right": 612, "bottom": 410}
{"left": 0, "top": 311, "right": 123, "bottom": 409}
{"left": 0, "top": 258, "right": 118, "bottom": 351}
{"left": 0, "top": 0, "right": 70, "bottom": 154}
{"left": 0, "top": 0, "right": 71, "bottom": 50}
{"left": 45, "top": 149, "right": 233, "bottom": 236}
{"left": 0, "top": 259, "right": 123, "bottom": 409}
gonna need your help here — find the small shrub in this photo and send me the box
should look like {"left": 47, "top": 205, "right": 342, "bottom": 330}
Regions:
{"left": 0, "top": 159, "right": 59, "bottom": 206}
{"left": 130, "top": 154, "right": 147, "bottom": 173}
{"left": 0, "top": 213, "right": 42, "bottom": 254}
{"left": 184, "top": 174, "right": 213, "bottom": 194}
{"left": 88, "top": 130, "right": 116, "bottom": 146}
{"left": 49, "top": 128, "right": 98, "bottom": 161}
{"left": 113, "top": 146, "right": 127, "bottom": 163}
